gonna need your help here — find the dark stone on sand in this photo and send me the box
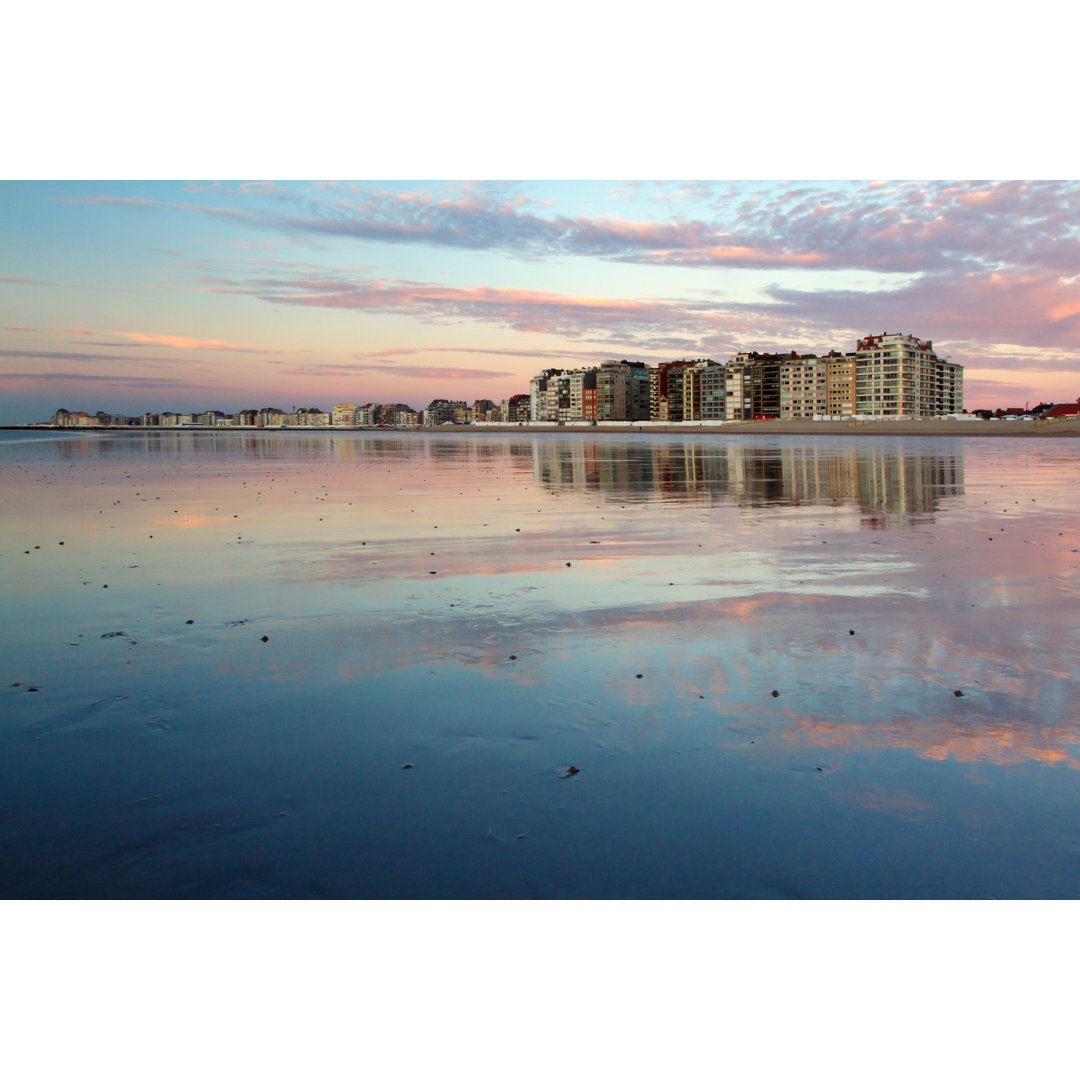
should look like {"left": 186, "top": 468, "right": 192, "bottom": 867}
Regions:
{"left": 771, "top": 689, "right": 780, "bottom": 697}
{"left": 953, "top": 690, "right": 965, "bottom": 697}
{"left": 561, "top": 766, "right": 580, "bottom": 778}
{"left": 261, "top": 635, "right": 269, "bottom": 642}
{"left": 636, "top": 673, "right": 643, "bottom": 679}
{"left": 402, "top": 763, "right": 414, "bottom": 769}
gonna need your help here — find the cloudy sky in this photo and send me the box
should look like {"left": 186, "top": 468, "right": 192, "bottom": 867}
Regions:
{"left": 2, "top": 177, "right": 1079, "bottom": 421}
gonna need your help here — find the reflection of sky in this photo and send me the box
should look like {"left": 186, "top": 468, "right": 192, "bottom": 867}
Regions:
{"left": 3, "top": 429, "right": 1080, "bottom": 898}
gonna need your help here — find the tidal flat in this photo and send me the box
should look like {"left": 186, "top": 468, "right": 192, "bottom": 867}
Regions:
{"left": 2, "top": 428, "right": 1079, "bottom": 899}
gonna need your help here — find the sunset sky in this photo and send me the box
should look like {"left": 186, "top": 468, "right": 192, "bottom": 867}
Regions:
{"left": 3, "top": 178, "right": 1079, "bottom": 423}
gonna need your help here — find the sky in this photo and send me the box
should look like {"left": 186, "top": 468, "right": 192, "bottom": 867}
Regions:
{"left": 2, "top": 177, "right": 1079, "bottom": 422}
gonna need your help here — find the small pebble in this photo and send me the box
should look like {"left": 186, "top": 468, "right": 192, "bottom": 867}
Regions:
{"left": 771, "top": 690, "right": 780, "bottom": 697}
{"left": 635, "top": 673, "right": 643, "bottom": 679}
{"left": 953, "top": 690, "right": 965, "bottom": 697}
{"left": 401, "top": 763, "right": 414, "bottom": 770}
{"left": 260, "top": 635, "right": 268, "bottom": 642}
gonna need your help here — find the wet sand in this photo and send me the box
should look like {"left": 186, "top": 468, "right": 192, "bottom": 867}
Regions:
{"left": 3, "top": 428, "right": 1080, "bottom": 898}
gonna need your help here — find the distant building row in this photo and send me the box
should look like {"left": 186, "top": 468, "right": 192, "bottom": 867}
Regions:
{"left": 49, "top": 396, "right": 531, "bottom": 429}
{"left": 529, "top": 334, "right": 963, "bottom": 422}
{"left": 45, "top": 332, "right": 966, "bottom": 429}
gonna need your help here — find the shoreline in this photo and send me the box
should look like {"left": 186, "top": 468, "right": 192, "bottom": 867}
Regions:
{"left": 5, "top": 417, "right": 1079, "bottom": 438}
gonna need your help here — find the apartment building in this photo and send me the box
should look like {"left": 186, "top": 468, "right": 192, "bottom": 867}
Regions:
{"left": 423, "top": 399, "right": 468, "bottom": 425}
{"left": 529, "top": 369, "right": 564, "bottom": 422}
{"left": 729, "top": 354, "right": 785, "bottom": 419}
{"left": 854, "top": 333, "right": 962, "bottom": 417}
{"left": 683, "top": 361, "right": 725, "bottom": 420}
{"left": 332, "top": 403, "right": 359, "bottom": 426}
{"left": 595, "top": 361, "right": 651, "bottom": 421}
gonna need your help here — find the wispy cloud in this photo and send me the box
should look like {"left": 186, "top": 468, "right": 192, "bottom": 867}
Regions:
{"left": 355, "top": 345, "right": 676, "bottom": 365}
{"left": 0, "top": 372, "right": 200, "bottom": 387}
{"left": 344, "top": 363, "right": 515, "bottom": 379}
{"left": 286, "top": 360, "right": 515, "bottom": 380}
{"left": 0, "top": 349, "right": 207, "bottom": 365}
{"left": 110, "top": 331, "right": 282, "bottom": 353}
{"left": 1, "top": 275, "right": 51, "bottom": 285}
{"left": 77, "top": 180, "right": 1080, "bottom": 279}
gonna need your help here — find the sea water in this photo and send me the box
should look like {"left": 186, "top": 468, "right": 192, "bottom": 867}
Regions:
{"left": 2, "top": 428, "right": 1079, "bottom": 898}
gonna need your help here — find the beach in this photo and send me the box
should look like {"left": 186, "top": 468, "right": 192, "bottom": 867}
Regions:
{"left": 3, "top": 428, "right": 1079, "bottom": 898}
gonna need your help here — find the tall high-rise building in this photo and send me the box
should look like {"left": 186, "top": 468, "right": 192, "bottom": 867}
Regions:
{"left": 854, "top": 333, "right": 962, "bottom": 417}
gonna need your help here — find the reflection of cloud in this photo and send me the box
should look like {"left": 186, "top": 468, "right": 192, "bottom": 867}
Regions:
{"left": 830, "top": 785, "right": 938, "bottom": 821}
{"left": 786, "top": 715, "right": 1080, "bottom": 771}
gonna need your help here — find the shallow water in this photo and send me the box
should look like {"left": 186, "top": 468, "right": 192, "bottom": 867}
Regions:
{"left": 2, "top": 428, "right": 1079, "bottom": 898}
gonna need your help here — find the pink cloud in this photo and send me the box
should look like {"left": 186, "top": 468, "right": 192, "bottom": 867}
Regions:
{"left": 110, "top": 331, "right": 282, "bottom": 353}
{"left": 79, "top": 180, "right": 1080, "bottom": 280}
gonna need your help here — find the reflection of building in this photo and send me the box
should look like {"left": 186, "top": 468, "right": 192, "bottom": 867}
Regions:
{"left": 531, "top": 438, "right": 964, "bottom": 522}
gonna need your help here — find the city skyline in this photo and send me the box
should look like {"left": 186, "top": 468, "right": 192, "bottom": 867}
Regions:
{"left": 2, "top": 179, "right": 1078, "bottom": 424}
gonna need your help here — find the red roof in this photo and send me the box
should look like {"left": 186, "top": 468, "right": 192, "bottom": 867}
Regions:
{"left": 1044, "top": 403, "right": 1080, "bottom": 418}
